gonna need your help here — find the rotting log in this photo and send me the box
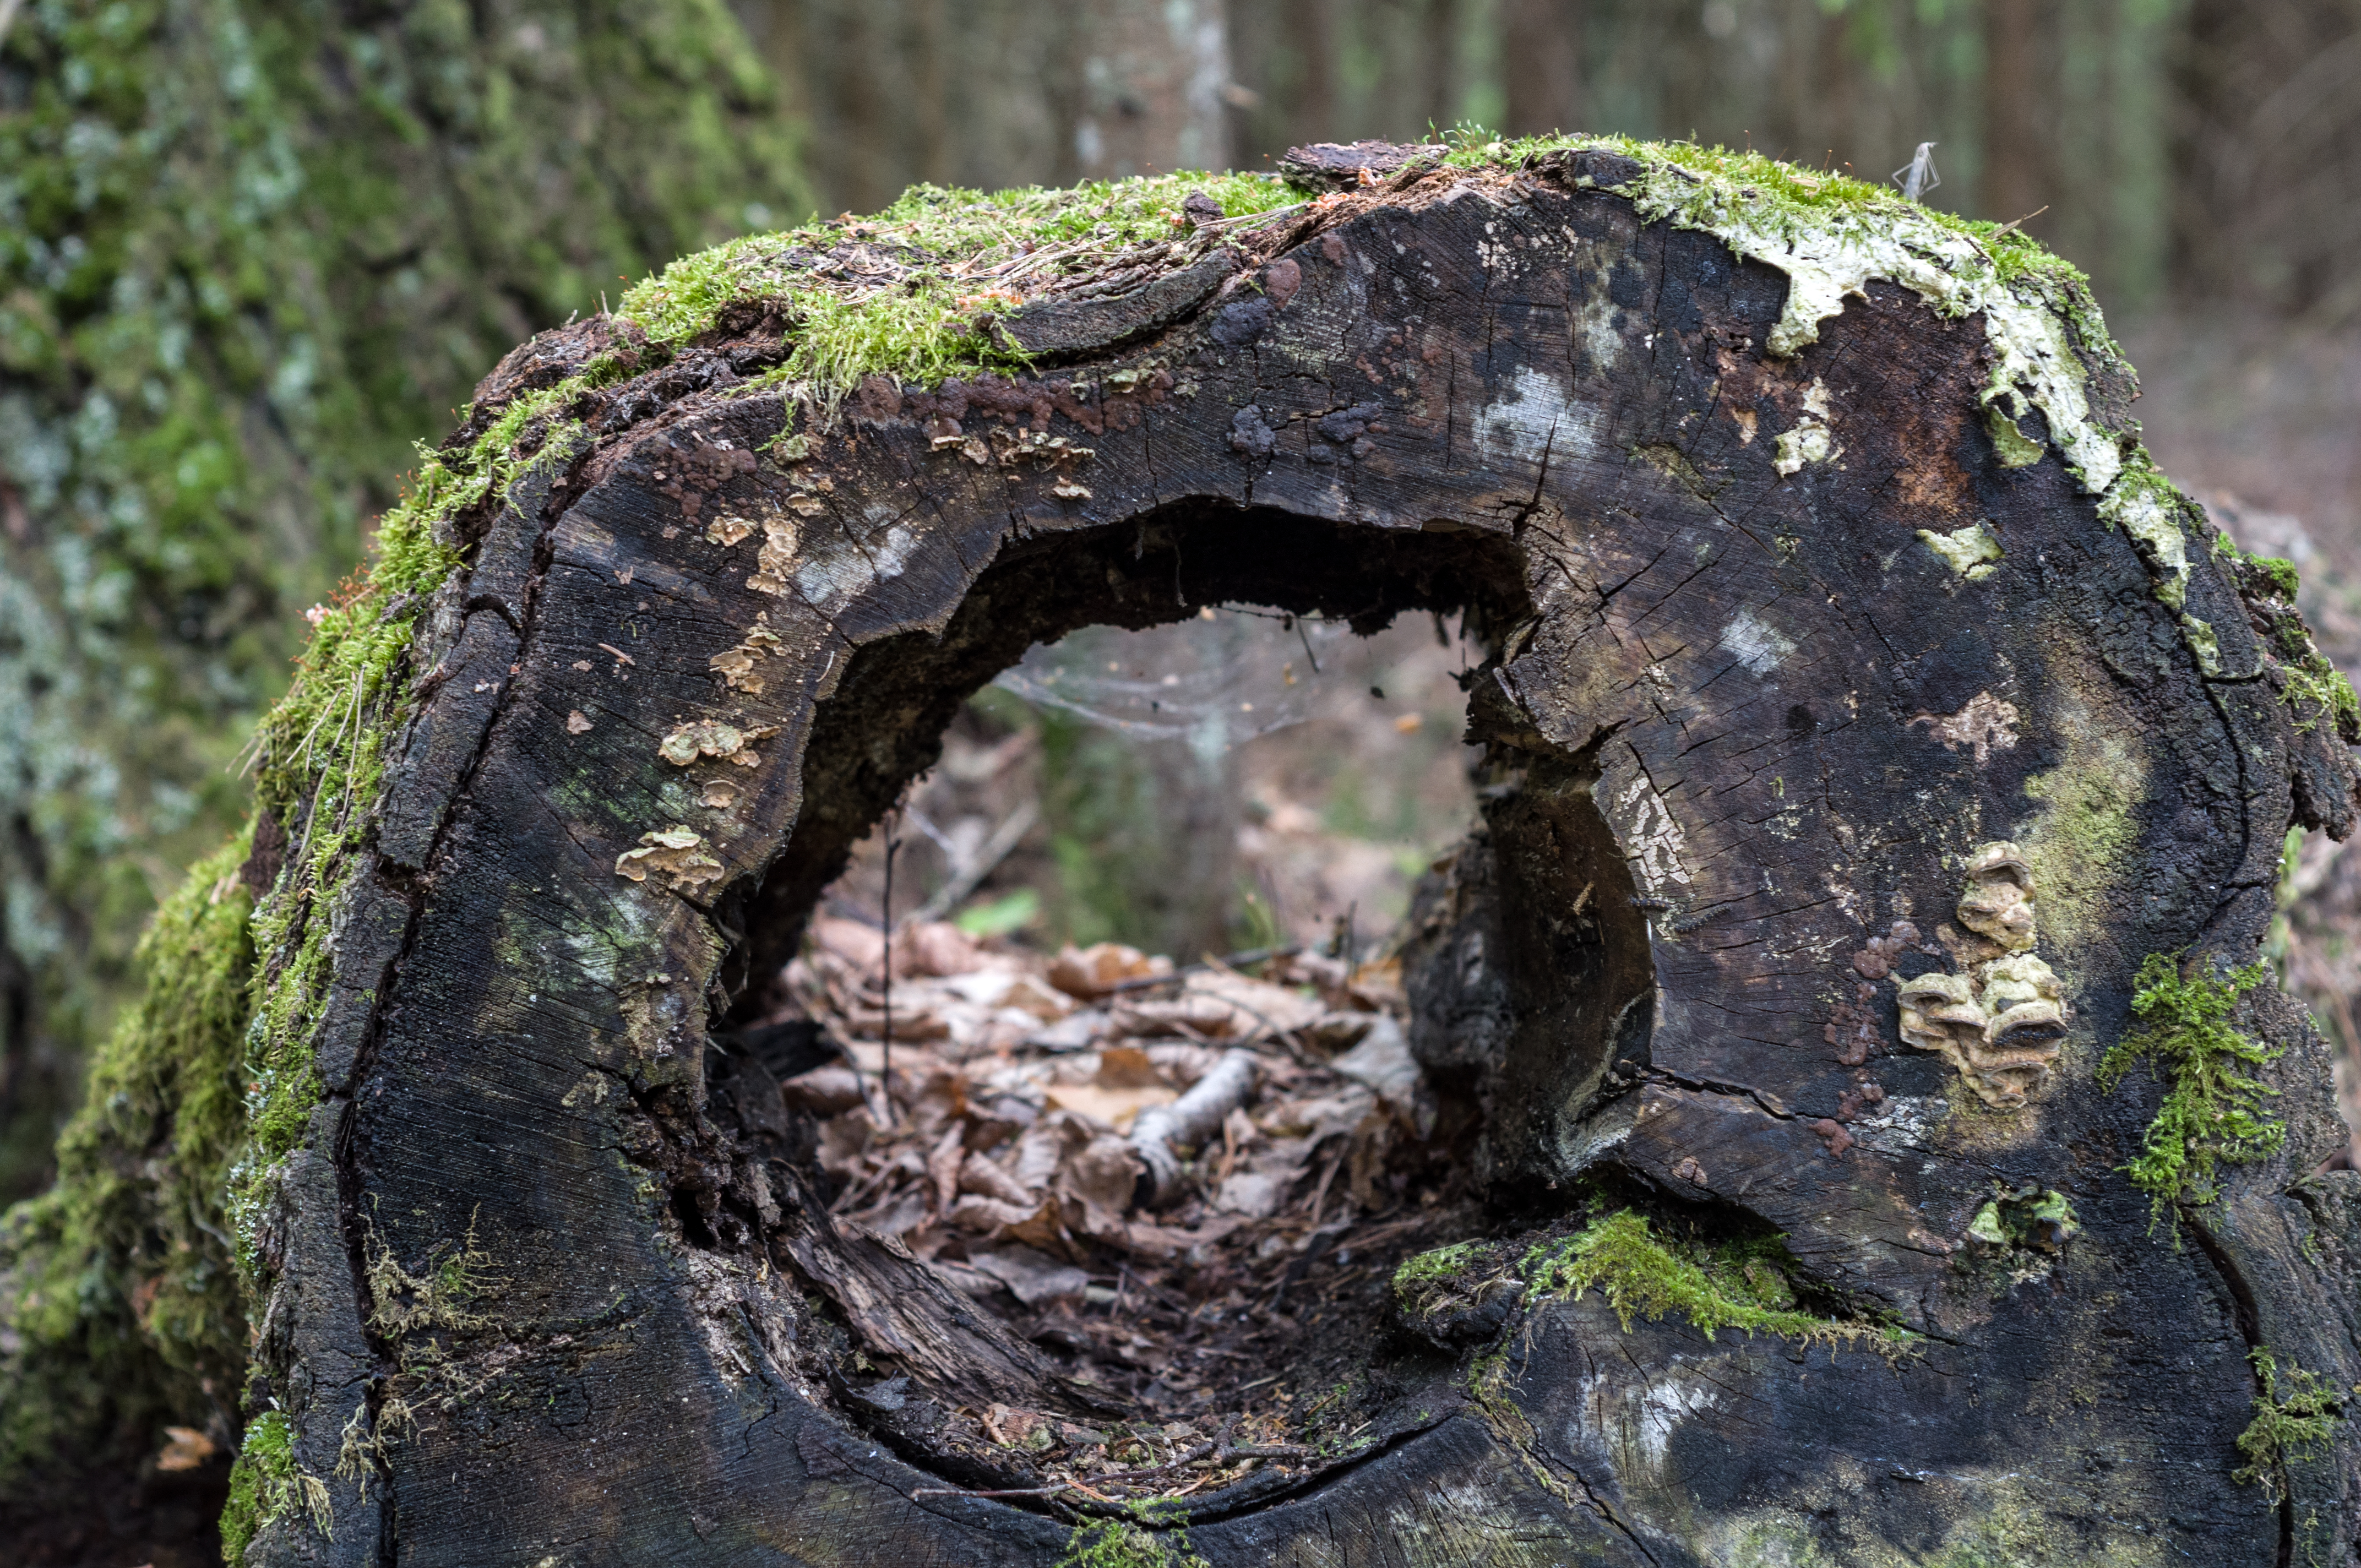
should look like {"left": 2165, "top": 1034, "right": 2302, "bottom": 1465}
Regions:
{"left": 23, "top": 138, "right": 2361, "bottom": 1565}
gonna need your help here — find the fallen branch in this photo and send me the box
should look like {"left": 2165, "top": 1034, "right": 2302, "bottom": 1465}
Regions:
{"left": 1128, "top": 1048, "right": 1259, "bottom": 1208}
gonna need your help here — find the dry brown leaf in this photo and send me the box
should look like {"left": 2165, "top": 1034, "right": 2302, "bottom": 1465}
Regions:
{"left": 1059, "top": 1134, "right": 1146, "bottom": 1237}
{"left": 811, "top": 917, "right": 888, "bottom": 971}
{"left": 958, "top": 1149, "right": 1033, "bottom": 1206}
{"left": 1095, "top": 1045, "right": 1162, "bottom": 1088}
{"left": 894, "top": 920, "right": 986, "bottom": 979}
{"left": 1044, "top": 1082, "right": 1173, "bottom": 1131}
{"left": 927, "top": 1124, "right": 967, "bottom": 1213}
{"left": 817, "top": 1108, "right": 874, "bottom": 1180}
{"left": 155, "top": 1425, "right": 217, "bottom": 1472}
{"left": 780, "top": 1065, "right": 862, "bottom": 1117}
{"left": 1011, "top": 1114, "right": 1092, "bottom": 1193}
{"left": 1048, "top": 942, "right": 1171, "bottom": 1000}
{"left": 968, "top": 1246, "right": 1090, "bottom": 1306}
{"left": 945, "top": 1193, "right": 1043, "bottom": 1234}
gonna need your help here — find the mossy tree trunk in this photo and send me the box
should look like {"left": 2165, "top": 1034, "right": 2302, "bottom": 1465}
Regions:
{"left": 43, "top": 140, "right": 2361, "bottom": 1562}
{"left": 0, "top": 0, "right": 810, "bottom": 1211}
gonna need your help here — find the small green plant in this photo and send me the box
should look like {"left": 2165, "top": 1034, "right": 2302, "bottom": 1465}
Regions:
{"left": 2098, "top": 954, "right": 2283, "bottom": 1223}
{"left": 1059, "top": 1504, "right": 1208, "bottom": 1568}
{"left": 1522, "top": 1210, "right": 1905, "bottom": 1353}
{"left": 220, "top": 1411, "right": 333, "bottom": 1559}
{"left": 1965, "top": 1186, "right": 2080, "bottom": 1254}
{"left": 1394, "top": 1241, "right": 1481, "bottom": 1294}
{"left": 954, "top": 887, "right": 1040, "bottom": 938}
{"left": 2233, "top": 1348, "right": 2343, "bottom": 1502}
{"left": 2212, "top": 537, "right": 2361, "bottom": 739}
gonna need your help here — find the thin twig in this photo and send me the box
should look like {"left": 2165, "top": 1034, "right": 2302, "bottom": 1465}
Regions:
{"left": 879, "top": 812, "right": 898, "bottom": 1117}
{"left": 1989, "top": 204, "right": 2050, "bottom": 239}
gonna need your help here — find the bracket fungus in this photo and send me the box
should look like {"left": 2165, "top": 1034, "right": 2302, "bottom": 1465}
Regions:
{"left": 1897, "top": 842, "right": 2070, "bottom": 1108}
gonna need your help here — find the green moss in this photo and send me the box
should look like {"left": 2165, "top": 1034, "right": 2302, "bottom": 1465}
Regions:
{"left": 2214, "top": 535, "right": 2305, "bottom": 605}
{"left": 2212, "top": 538, "right": 2361, "bottom": 741}
{"left": 1918, "top": 521, "right": 2005, "bottom": 581}
{"left": 1391, "top": 1239, "right": 1505, "bottom": 1322}
{"left": 2019, "top": 737, "right": 2144, "bottom": 956}
{"left": 2232, "top": 1348, "right": 2342, "bottom": 1503}
{"left": 2278, "top": 662, "right": 2361, "bottom": 740}
{"left": 0, "top": 831, "right": 254, "bottom": 1485}
{"left": 2097, "top": 954, "right": 2282, "bottom": 1224}
{"left": 219, "top": 1408, "right": 330, "bottom": 1561}
{"left": 616, "top": 171, "right": 1296, "bottom": 408}
{"left": 363, "top": 1206, "right": 500, "bottom": 1338}
{"left": 1058, "top": 1515, "right": 1207, "bottom": 1568}
{"left": 1521, "top": 1211, "right": 1907, "bottom": 1353}
{"left": 1394, "top": 1242, "right": 1481, "bottom": 1292}
{"left": 1446, "top": 130, "right": 2070, "bottom": 275}
{"left": 1965, "top": 1186, "right": 2080, "bottom": 1253}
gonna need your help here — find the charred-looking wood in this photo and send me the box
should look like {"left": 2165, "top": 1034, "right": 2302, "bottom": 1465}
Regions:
{"left": 109, "top": 141, "right": 2361, "bottom": 1564}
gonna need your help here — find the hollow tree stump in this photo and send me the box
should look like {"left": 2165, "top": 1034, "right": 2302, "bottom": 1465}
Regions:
{"left": 225, "top": 143, "right": 2361, "bottom": 1565}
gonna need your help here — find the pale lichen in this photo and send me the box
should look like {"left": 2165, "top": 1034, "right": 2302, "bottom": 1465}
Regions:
{"left": 1917, "top": 522, "right": 2004, "bottom": 582}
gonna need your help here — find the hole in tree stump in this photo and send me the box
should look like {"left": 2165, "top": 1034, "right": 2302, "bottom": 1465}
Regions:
{"left": 688, "top": 506, "right": 1659, "bottom": 1506}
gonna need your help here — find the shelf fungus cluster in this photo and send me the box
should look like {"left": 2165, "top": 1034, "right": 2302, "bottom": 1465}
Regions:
{"left": 1896, "top": 843, "right": 2070, "bottom": 1109}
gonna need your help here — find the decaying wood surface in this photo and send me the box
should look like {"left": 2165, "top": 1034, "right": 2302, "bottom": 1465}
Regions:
{"left": 240, "top": 144, "right": 2361, "bottom": 1565}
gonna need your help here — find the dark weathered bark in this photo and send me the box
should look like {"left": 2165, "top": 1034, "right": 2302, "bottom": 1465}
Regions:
{"left": 241, "top": 148, "right": 2361, "bottom": 1565}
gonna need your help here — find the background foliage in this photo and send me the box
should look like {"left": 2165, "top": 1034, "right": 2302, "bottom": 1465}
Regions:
{"left": 0, "top": 0, "right": 807, "bottom": 1200}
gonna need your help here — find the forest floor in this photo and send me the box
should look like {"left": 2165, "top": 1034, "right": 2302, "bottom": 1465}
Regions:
{"left": 769, "top": 914, "right": 1483, "bottom": 1499}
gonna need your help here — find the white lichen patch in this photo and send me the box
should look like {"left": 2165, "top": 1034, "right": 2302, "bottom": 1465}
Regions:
{"left": 1719, "top": 608, "right": 1796, "bottom": 675}
{"left": 1772, "top": 377, "right": 1842, "bottom": 477}
{"left": 614, "top": 826, "right": 725, "bottom": 891}
{"left": 1917, "top": 522, "right": 2004, "bottom": 582}
{"left": 1609, "top": 768, "right": 1695, "bottom": 900}
{"left": 2095, "top": 461, "right": 2223, "bottom": 673}
{"left": 796, "top": 521, "right": 922, "bottom": 613}
{"left": 2097, "top": 471, "right": 2189, "bottom": 609}
{"left": 559, "top": 1071, "right": 612, "bottom": 1109}
{"left": 658, "top": 719, "right": 764, "bottom": 769}
{"left": 1475, "top": 363, "right": 1599, "bottom": 469}
{"left": 1909, "top": 691, "right": 2019, "bottom": 764}
{"left": 1772, "top": 422, "right": 1835, "bottom": 477}
{"left": 1617, "top": 158, "right": 2124, "bottom": 496}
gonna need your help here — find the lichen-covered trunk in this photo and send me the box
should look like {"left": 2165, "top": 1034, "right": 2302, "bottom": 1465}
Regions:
{"left": 42, "top": 140, "right": 2361, "bottom": 1564}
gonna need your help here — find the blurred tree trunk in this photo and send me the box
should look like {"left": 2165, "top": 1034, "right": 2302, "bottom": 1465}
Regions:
{"left": 1417, "top": 0, "right": 1462, "bottom": 131}
{"left": 1502, "top": 0, "right": 1581, "bottom": 137}
{"left": 1298, "top": 0, "right": 1340, "bottom": 140}
{"left": 1981, "top": 0, "right": 2051, "bottom": 228}
{"left": 742, "top": 0, "right": 1228, "bottom": 211}
{"left": 2172, "top": 0, "right": 2361, "bottom": 320}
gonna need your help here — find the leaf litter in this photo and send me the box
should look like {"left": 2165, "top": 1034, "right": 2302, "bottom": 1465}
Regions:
{"left": 766, "top": 915, "right": 1482, "bottom": 1503}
